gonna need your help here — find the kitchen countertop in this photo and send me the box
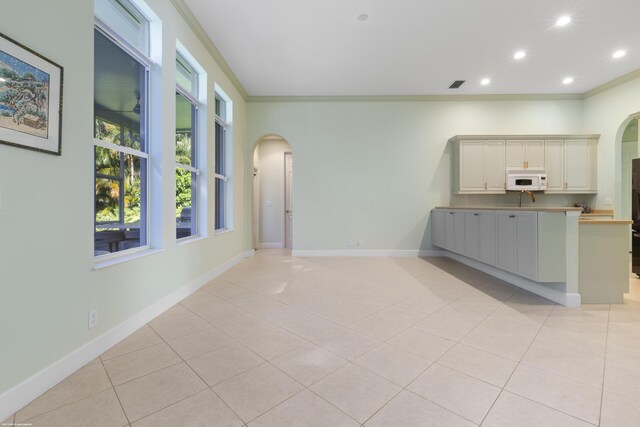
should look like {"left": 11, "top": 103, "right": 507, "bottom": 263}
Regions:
{"left": 578, "top": 218, "right": 632, "bottom": 224}
{"left": 434, "top": 206, "right": 583, "bottom": 212}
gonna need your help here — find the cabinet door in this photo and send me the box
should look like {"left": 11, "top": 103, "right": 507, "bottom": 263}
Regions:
{"left": 506, "top": 140, "right": 526, "bottom": 169}
{"left": 525, "top": 140, "right": 545, "bottom": 169}
{"left": 464, "top": 212, "right": 480, "bottom": 259}
{"left": 515, "top": 213, "right": 538, "bottom": 280}
{"left": 431, "top": 210, "right": 445, "bottom": 248}
{"left": 453, "top": 211, "right": 465, "bottom": 254}
{"left": 478, "top": 212, "right": 496, "bottom": 265}
{"left": 496, "top": 213, "right": 516, "bottom": 272}
{"left": 545, "top": 140, "right": 564, "bottom": 192}
{"left": 587, "top": 139, "right": 598, "bottom": 192}
{"left": 485, "top": 141, "right": 506, "bottom": 191}
{"left": 445, "top": 211, "right": 455, "bottom": 250}
{"left": 565, "top": 140, "right": 591, "bottom": 192}
{"left": 459, "top": 142, "right": 486, "bottom": 192}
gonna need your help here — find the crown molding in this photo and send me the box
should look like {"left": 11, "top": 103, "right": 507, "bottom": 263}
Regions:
{"left": 583, "top": 68, "right": 640, "bottom": 99}
{"left": 169, "top": 0, "right": 248, "bottom": 100}
{"left": 247, "top": 93, "right": 585, "bottom": 103}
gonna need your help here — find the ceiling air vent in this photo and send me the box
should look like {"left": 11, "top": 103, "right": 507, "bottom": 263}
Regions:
{"left": 449, "top": 80, "right": 465, "bottom": 89}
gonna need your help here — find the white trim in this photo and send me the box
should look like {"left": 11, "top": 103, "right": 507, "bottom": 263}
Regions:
{"left": 93, "top": 247, "right": 161, "bottom": 270}
{"left": 256, "top": 242, "right": 285, "bottom": 249}
{"left": 293, "top": 249, "right": 431, "bottom": 257}
{"left": 0, "top": 251, "right": 250, "bottom": 421}
{"left": 175, "top": 162, "right": 199, "bottom": 174}
{"left": 176, "top": 235, "right": 208, "bottom": 247}
{"left": 442, "top": 251, "right": 580, "bottom": 306}
{"left": 93, "top": 138, "right": 149, "bottom": 159}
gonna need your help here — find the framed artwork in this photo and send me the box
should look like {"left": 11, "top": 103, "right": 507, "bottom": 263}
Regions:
{"left": 0, "top": 32, "right": 63, "bottom": 155}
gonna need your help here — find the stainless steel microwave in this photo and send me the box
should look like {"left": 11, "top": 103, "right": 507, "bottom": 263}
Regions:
{"left": 506, "top": 169, "right": 547, "bottom": 191}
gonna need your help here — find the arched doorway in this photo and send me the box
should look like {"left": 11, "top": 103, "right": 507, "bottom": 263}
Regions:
{"left": 618, "top": 116, "right": 639, "bottom": 220}
{"left": 252, "top": 135, "right": 293, "bottom": 251}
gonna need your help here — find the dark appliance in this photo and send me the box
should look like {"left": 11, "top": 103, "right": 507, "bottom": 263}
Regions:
{"left": 632, "top": 159, "right": 640, "bottom": 276}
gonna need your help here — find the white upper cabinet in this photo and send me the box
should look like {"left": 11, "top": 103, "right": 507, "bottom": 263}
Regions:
{"left": 506, "top": 140, "right": 545, "bottom": 170}
{"left": 450, "top": 135, "right": 598, "bottom": 194}
{"left": 453, "top": 139, "right": 505, "bottom": 193}
{"left": 544, "top": 140, "right": 564, "bottom": 192}
{"left": 565, "top": 139, "right": 598, "bottom": 193}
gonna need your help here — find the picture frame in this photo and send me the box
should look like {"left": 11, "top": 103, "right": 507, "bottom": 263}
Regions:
{"left": 0, "top": 32, "right": 63, "bottom": 155}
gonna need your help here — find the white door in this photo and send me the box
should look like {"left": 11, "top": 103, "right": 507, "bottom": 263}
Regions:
{"left": 284, "top": 152, "right": 293, "bottom": 249}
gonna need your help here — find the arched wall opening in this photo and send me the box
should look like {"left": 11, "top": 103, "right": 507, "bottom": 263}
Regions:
{"left": 617, "top": 116, "right": 639, "bottom": 220}
{"left": 251, "top": 135, "right": 293, "bottom": 250}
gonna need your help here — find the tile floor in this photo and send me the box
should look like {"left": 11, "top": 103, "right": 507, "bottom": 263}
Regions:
{"left": 6, "top": 250, "right": 640, "bottom": 426}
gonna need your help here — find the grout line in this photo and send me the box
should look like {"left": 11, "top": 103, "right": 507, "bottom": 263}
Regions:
{"left": 598, "top": 304, "right": 612, "bottom": 426}
{"left": 99, "top": 357, "right": 132, "bottom": 426}
{"left": 476, "top": 300, "right": 554, "bottom": 426}
{"left": 13, "top": 362, "right": 114, "bottom": 424}
{"left": 147, "top": 325, "right": 248, "bottom": 425}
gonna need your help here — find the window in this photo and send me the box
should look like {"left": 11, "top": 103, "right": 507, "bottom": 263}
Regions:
{"left": 214, "top": 89, "right": 232, "bottom": 231}
{"left": 175, "top": 53, "right": 200, "bottom": 239}
{"left": 94, "top": 0, "right": 151, "bottom": 257}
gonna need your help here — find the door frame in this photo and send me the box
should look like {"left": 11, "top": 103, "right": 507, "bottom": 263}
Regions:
{"left": 284, "top": 151, "right": 293, "bottom": 249}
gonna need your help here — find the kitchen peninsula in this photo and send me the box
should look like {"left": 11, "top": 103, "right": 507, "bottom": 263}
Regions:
{"left": 431, "top": 206, "right": 631, "bottom": 306}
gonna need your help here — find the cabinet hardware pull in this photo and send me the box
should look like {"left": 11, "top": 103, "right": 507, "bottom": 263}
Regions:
{"left": 485, "top": 182, "right": 487, "bottom": 190}
{"left": 474, "top": 213, "right": 479, "bottom": 216}
{"left": 564, "top": 182, "right": 568, "bottom": 189}
{"left": 449, "top": 212, "right": 454, "bottom": 215}
{"left": 508, "top": 215, "right": 515, "bottom": 218}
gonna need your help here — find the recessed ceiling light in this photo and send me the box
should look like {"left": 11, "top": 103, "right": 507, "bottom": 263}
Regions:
{"left": 563, "top": 77, "right": 574, "bottom": 85}
{"left": 514, "top": 51, "right": 526, "bottom": 60}
{"left": 357, "top": 14, "right": 368, "bottom": 21}
{"left": 612, "top": 50, "right": 627, "bottom": 59}
{"left": 481, "top": 78, "right": 491, "bottom": 86}
{"left": 556, "top": 16, "right": 572, "bottom": 27}
{"left": 0, "top": 78, "right": 5, "bottom": 82}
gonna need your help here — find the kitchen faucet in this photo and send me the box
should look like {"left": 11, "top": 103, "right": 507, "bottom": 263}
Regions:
{"left": 518, "top": 190, "right": 536, "bottom": 207}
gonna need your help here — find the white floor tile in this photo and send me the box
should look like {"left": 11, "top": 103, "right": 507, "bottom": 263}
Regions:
{"left": 249, "top": 390, "right": 359, "bottom": 427}
{"left": 310, "top": 364, "right": 402, "bottom": 423}
{"left": 213, "top": 363, "right": 304, "bottom": 423}
{"left": 365, "top": 390, "right": 476, "bottom": 427}
{"left": 408, "top": 363, "right": 500, "bottom": 424}
{"left": 483, "top": 391, "right": 594, "bottom": 427}
{"left": 505, "top": 364, "right": 602, "bottom": 425}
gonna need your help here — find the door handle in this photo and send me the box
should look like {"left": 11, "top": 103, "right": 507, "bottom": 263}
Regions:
{"left": 286, "top": 210, "right": 292, "bottom": 213}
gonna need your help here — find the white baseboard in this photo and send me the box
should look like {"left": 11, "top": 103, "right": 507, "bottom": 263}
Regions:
{"left": 293, "top": 249, "right": 435, "bottom": 257}
{"left": 443, "top": 251, "right": 580, "bottom": 307}
{"left": 256, "top": 242, "right": 285, "bottom": 249}
{"left": 0, "top": 250, "right": 251, "bottom": 421}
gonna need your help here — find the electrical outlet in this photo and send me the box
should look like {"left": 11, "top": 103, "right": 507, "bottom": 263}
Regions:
{"left": 88, "top": 309, "right": 98, "bottom": 329}
{"left": 347, "top": 239, "right": 353, "bottom": 247}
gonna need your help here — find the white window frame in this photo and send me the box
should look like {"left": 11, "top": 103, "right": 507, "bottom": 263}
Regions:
{"left": 175, "top": 52, "right": 202, "bottom": 240}
{"left": 93, "top": 2, "right": 154, "bottom": 261}
{"left": 214, "top": 85, "right": 232, "bottom": 232}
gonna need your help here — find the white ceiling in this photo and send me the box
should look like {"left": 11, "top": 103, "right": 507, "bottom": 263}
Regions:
{"left": 184, "top": 0, "right": 640, "bottom": 97}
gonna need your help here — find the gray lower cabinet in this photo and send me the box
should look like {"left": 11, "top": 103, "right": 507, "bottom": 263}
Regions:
{"left": 478, "top": 212, "right": 497, "bottom": 265}
{"left": 496, "top": 212, "right": 538, "bottom": 280}
{"left": 431, "top": 209, "right": 557, "bottom": 282}
{"left": 431, "top": 210, "right": 445, "bottom": 248}
{"left": 464, "top": 212, "right": 480, "bottom": 259}
{"left": 445, "top": 210, "right": 455, "bottom": 250}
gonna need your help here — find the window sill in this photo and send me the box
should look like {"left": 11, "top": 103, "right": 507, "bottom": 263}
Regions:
{"left": 214, "top": 228, "right": 234, "bottom": 236}
{"left": 176, "top": 235, "right": 208, "bottom": 247}
{"left": 93, "top": 248, "right": 163, "bottom": 270}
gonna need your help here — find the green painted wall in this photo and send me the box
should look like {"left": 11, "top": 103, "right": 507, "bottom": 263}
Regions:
{"left": 0, "top": 0, "right": 248, "bottom": 396}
